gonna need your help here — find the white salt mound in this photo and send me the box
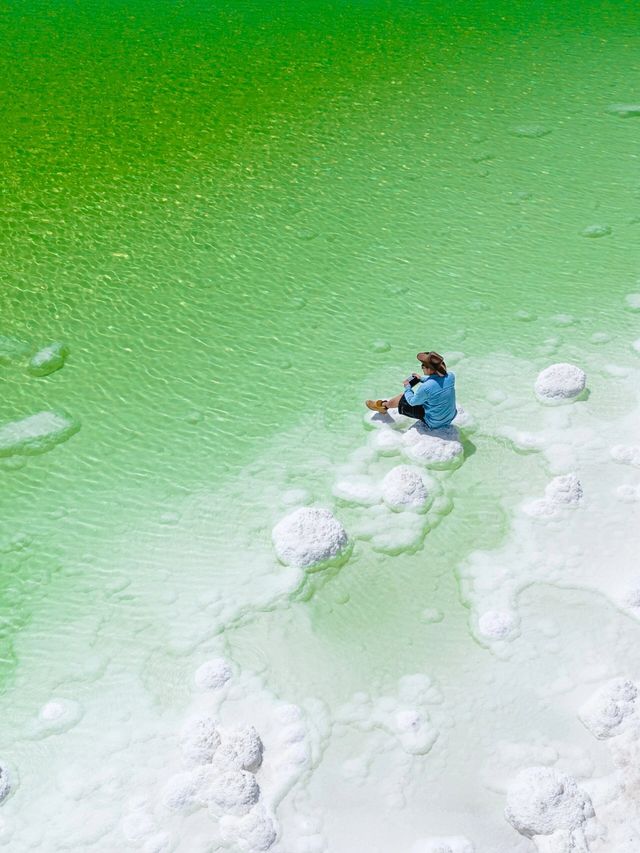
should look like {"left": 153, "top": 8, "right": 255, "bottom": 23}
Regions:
{"left": 0, "top": 411, "right": 80, "bottom": 457}
{"left": 579, "top": 678, "right": 639, "bottom": 740}
{"left": 534, "top": 363, "right": 586, "bottom": 402}
{"left": 505, "top": 766, "right": 595, "bottom": 838}
{"left": 381, "top": 465, "right": 428, "bottom": 511}
{"left": 198, "top": 767, "right": 260, "bottom": 816}
{"left": 478, "top": 610, "right": 515, "bottom": 640}
{"left": 217, "top": 726, "right": 264, "bottom": 773}
{"left": 28, "top": 342, "right": 69, "bottom": 376}
{"left": 545, "top": 474, "right": 583, "bottom": 505}
{"left": 402, "top": 422, "right": 464, "bottom": 468}
{"left": 364, "top": 407, "right": 412, "bottom": 429}
{"left": 272, "top": 507, "right": 348, "bottom": 568}
{"left": 194, "top": 658, "right": 232, "bottom": 691}
{"left": 180, "top": 716, "right": 221, "bottom": 765}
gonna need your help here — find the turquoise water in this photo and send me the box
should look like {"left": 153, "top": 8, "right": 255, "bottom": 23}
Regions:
{"left": 1, "top": 1, "right": 640, "bottom": 850}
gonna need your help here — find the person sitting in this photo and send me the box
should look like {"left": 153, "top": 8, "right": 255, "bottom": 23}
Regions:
{"left": 365, "top": 350, "right": 457, "bottom": 429}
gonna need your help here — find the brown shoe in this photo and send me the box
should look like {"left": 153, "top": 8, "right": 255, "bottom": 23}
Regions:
{"left": 365, "top": 399, "right": 388, "bottom": 413}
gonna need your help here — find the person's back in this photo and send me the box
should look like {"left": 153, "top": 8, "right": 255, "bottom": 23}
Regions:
{"left": 420, "top": 371, "right": 456, "bottom": 428}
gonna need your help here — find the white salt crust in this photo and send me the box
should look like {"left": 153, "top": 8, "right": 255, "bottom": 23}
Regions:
{"left": 409, "top": 839, "right": 475, "bottom": 853}
{"left": 0, "top": 762, "right": 11, "bottom": 804}
{"left": 272, "top": 507, "right": 348, "bottom": 568}
{"left": 534, "top": 363, "right": 586, "bottom": 402}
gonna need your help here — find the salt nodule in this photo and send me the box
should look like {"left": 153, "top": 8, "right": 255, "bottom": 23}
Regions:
{"left": 332, "top": 475, "right": 380, "bottom": 506}
{"left": 0, "top": 410, "right": 80, "bottom": 457}
{"left": 179, "top": 715, "right": 221, "bottom": 765}
{"left": 27, "top": 342, "right": 69, "bottom": 376}
{"left": 219, "top": 805, "right": 278, "bottom": 851}
{"left": 194, "top": 658, "right": 232, "bottom": 691}
{"left": 477, "top": 610, "right": 516, "bottom": 640}
{"left": 199, "top": 767, "right": 261, "bottom": 817}
{"left": 272, "top": 507, "right": 348, "bottom": 568}
{"left": 534, "top": 363, "right": 586, "bottom": 402}
{"left": 216, "top": 726, "right": 264, "bottom": 773}
{"left": 504, "top": 766, "right": 595, "bottom": 838}
{"left": 381, "top": 465, "right": 429, "bottom": 511}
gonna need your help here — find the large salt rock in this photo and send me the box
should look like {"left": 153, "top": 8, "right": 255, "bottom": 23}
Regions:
{"left": 180, "top": 715, "right": 221, "bottom": 765}
{"left": 217, "top": 726, "right": 264, "bottom": 773}
{"left": 28, "top": 342, "right": 69, "bottom": 376}
{"left": 409, "top": 838, "right": 475, "bottom": 853}
{"left": 0, "top": 411, "right": 80, "bottom": 457}
{"left": 505, "top": 766, "right": 595, "bottom": 838}
{"left": 402, "top": 422, "right": 464, "bottom": 469}
{"left": 272, "top": 507, "right": 348, "bottom": 568}
{"left": 381, "top": 465, "right": 429, "bottom": 511}
{"left": 579, "top": 678, "right": 638, "bottom": 740}
{"left": 198, "top": 767, "right": 260, "bottom": 816}
{"left": 534, "top": 363, "right": 586, "bottom": 402}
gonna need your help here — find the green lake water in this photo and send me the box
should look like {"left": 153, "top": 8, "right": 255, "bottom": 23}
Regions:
{"left": 1, "top": 1, "right": 640, "bottom": 850}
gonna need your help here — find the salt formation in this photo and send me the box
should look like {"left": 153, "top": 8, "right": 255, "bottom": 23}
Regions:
{"left": 525, "top": 474, "right": 583, "bottom": 517}
{"left": 28, "top": 342, "right": 69, "bottom": 376}
{"left": 607, "top": 103, "right": 640, "bottom": 117}
{"left": 477, "top": 610, "right": 516, "bottom": 640}
{"left": 194, "top": 658, "right": 232, "bottom": 691}
{"left": 0, "top": 410, "right": 80, "bottom": 456}
{"left": 219, "top": 806, "right": 278, "bottom": 851}
{"left": 272, "top": 507, "right": 348, "bottom": 568}
{"left": 625, "top": 292, "right": 640, "bottom": 310}
{"left": 505, "top": 766, "right": 595, "bottom": 838}
{"left": 179, "top": 715, "right": 221, "bottom": 765}
{"left": 216, "top": 726, "right": 264, "bottom": 772}
{"left": 581, "top": 224, "right": 611, "bottom": 238}
{"left": 28, "top": 698, "right": 83, "bottom": 738}
{"left": 578, "top": 678, "right": 638, "bottom": 740}
{"left": 610, "top": 444, "right": 640, "bottom": 467}
{"left": 197, "top": 766, "right": 260, "bottom": 816}
{"left": 0, "top": 762, "right": 11, "bottom": 803}
{"left": 381, "top": 465, "right": 429, "bottom": 511}
{"left": 534, "top": 363, "right": 586, "bottom": 402}
{"left": 402, "top": 422, "right": 464, "bottom": 468}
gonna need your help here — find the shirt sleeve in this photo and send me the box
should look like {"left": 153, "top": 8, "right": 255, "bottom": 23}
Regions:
{"left": 403, "top": 381, "right": 431, "bottom": 406}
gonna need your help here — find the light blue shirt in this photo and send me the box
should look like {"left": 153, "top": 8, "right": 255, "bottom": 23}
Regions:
{"left": 403, "top": 372, "right": 457, "bottom": 429}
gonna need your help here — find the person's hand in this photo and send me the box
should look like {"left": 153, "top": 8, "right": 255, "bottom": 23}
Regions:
{"left": 403, "top": 379, "right": 411, "bottom": 388}
{"left": 412, "top": 373, "right": 420, "bottom": 379}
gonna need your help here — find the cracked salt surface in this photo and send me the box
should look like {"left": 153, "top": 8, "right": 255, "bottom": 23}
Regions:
{"left": 4, "top": 344, "right": 640, "bottom": 851}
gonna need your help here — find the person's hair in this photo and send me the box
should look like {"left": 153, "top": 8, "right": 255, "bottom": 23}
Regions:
{"left": 421, "top": 351, "right": 447, "bottom": 376}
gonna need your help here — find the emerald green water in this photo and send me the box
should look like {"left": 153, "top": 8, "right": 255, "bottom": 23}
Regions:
{"left": 1, "top": 1, "right": 640, "bottom": 850}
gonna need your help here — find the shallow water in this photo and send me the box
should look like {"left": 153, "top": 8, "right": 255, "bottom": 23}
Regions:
{"left": 1, "top": 1, "right": 640, "bottom": 850}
